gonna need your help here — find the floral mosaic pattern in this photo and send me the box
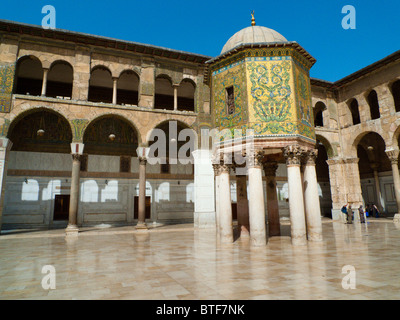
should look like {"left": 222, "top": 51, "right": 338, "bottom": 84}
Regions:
{"left": 247, "top": 60, "right": 294, "bottom": 135}
{"left": 0, "top": 63, "right": 15, "bottom": 113}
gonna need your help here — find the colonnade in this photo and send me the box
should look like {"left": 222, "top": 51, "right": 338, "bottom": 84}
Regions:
{"left": 212, "top": 146, "right": 323, "bottom": 246}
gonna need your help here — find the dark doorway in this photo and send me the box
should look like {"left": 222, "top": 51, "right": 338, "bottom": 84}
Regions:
{"left": 134, "top": 196, "right": 151, "bottom": 219}
{"left": 231, "top": 203, "right": 237, "bottom": 220}
{"left": 53, "top": 195, "right": 70, "bottom": 220}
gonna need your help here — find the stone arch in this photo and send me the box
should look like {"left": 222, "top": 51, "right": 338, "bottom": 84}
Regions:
{"left": 389, "top": 79, "right": 400, "bottom": 113}
{"left": 146, "top": 119, "right": 196, "bottom": 164}
{"left": 392, "top": 124, "right": 400, "bottom": 149}
{"left": 178, "top": 78, "right": 196, "bottom": 112}
{"left": 83, "top": 113, "right": 140, "bottom": 156}
{"left": 117, "top": 69, "right": 140, "bottom": 105}
{"left": 347, "top": 98, "right": 361, "bottom": 125}
{"left": 366, "top": 89, "right": 381, "bottom": 120}
{"left": 83, "top": 112, "right": 142, "bottom": 146}
{"left": 315, "top": 134, "right": 335, "bottom": 158}
{"left": 14, "top": 55, "right": 43, "bottom": 96}
{"left": 351, "top": 130, "right": 386, "bottom": 158}
{"left": 88, "top": 66, "right": 113, "bottom": 103}
{"left": 314, "top": 101, "right": 327, "bottom": 127}
{"left": 154, "top": 75, "right": 174, "bottom": 110}
{"left": 46, "top": 60, "right": 74, "bottom": 98}
{"left": 7, "top": 107, "right": 73, "bottom": 153}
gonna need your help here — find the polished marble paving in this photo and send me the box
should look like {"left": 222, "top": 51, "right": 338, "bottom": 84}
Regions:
{"left": 0, "top": 218, "right": 400, "bottom": 300}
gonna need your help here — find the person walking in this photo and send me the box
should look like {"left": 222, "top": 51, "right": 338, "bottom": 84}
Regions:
{"left": 347, "top": 205, "right": 353, "bottom": 224}
{"left": 358, "top": 205, "right": 365, "bottom": 223}
{"left": 341, "top": 203, "right": 348, "bottom": 224}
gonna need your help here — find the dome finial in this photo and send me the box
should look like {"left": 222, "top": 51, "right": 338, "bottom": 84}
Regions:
{"left": 251, "top": 10, "right": 256, "bottom": 26}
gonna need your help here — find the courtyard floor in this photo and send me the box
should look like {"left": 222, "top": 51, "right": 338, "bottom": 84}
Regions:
{"left": 0, "top": 218, "right": 399, "bottom": 300}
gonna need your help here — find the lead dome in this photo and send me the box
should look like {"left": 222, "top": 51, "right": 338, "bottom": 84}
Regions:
{"left": 221, "top": 25, "right": 288, "bottom": 54}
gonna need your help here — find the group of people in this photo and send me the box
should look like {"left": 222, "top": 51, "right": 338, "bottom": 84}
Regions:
{"left": 341, "top": 203, "right": 384, "bottom": 224}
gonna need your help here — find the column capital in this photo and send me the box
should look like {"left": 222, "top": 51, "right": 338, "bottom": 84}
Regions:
{"left": 283, "top": 145, "right": 304, "bottom": 166}
{"left": 386, "top": 148, "right": 399, "bottom": 164}
{"left": 138, "top": 157, "right": 147, "bottom": 165}
{"left": 247, "top": 149, "right": 265, "bottom": 169}
{"left": 71, "top": 153, "right": 82, "bottom": 162}
{"left": 219, "top": 163, "right": 233, "bottom": 174}
{"left": 212, "top": 163, "right": 221, "bottom": 176}
{"left": 302, "top": 148, "right": 318, "bottom": 166}
{"left": 263, "top": 161, "right": 279, "bottom": 177}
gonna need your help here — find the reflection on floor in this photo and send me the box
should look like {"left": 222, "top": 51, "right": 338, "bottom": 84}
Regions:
{"left": 0, "top": 218, "right": 399, "bottom": 300}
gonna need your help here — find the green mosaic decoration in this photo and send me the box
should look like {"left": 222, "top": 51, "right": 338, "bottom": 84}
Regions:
{"left": 71, "top": 119, "right": 89, "bottom": 142}
{"left": 210, "top": 47, "right": 316, "bottom": 144}
{"left": 0, "top": 62, "right": 15, "bottom": 113}
{"left": 0, "top": 119, "right": 10, "bottom": 137}
{"left": 213, "top": 60, "right": 247, "bottom": 130}
{"left": 247, "top": 60, "right": 295, "bottom": 135}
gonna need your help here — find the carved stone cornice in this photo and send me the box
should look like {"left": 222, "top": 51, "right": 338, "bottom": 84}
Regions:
{"left": 283, "top": 145, "right": 304, "bottom": 166}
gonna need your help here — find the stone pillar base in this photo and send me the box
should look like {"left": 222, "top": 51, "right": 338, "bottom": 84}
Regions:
{"left": 393, "top": 214, "right": 400, "bottom": 224}
{"left": 135, "top": 222, "right": 148, "bottom": 230}
{"left": 65, "top": 224, "right": 79, "bottom": 235}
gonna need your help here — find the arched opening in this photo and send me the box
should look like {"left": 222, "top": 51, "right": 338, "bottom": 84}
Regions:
{"left": 8, "top": 109, "right": 72, "bottom": 153}
{"left": 154, "top": 75, "right": 174, "bottom": 110}
{"left": 348, "top": 98, "right": 361, "bottom": 125}
{"left": 367, "top": 90, "right": 381, "bottom": 120}
{"left": 356, "top": 132, "right": 392, "bottom": 215}
{"left": 315, "top": 139, "right": 333, "bottom": 218}
{"left": 5, "top": 109, "right": 74, "bottom": 223}
{"left": 177, "top": 79, "right": 195, "bottom": 112}
{"left": 14, "top": 56, "right": 43, "bottom": 96}
{"left": 314, "top": 101, "right": 326, "bottom": 127}
{"left": 391, "top": 80, "right": 400, "bottom": 113}
{"left": 88, "top": 66, "right": 113, "bottom": 103}
{"left": 148, "top": 120, "right": 195, "bottom": 169}
{"left": 83, "top": 115, "right": 139, "bottom": 157}
{"left": 117, "top": 70, "right": 139, "bottom": 106}
{"left": 46, "top": 61, "right": 73, "bottom": 99}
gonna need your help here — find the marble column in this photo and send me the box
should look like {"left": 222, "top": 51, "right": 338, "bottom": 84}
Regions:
{"left": 0, "top": 138, "right": 13, "bottom": 231}
{"left": 66, "top": 143, "right": 84, "bottom": 235}
{"left": 370, "top": 162, "right": 385, "bottom": 213}
{"left": 263, "top": 161, "right": 280, "bottom": 237}
{"left": 283, "top": 145, "right": 307, "bottom": 246}
{"left": 386, "top": 148, "right": 400, "bottom": 215}
{"left": 136, "top": 156, "right": 148, "bottom": 229}
{"left": 212, "top": 164, "right": 221, "bottom": 234}
{"left": 41, "top": 68, "right": 49, "bottom": 96}
{"left": 236, "top": 173, "right": 249, "bottom": 237}
{"left": 218, "top": 163, "right": 233, "bottom": 243}
{"left": 173, "top": 85, "right": 178, "bottom": 111}
{"left": 112, "top": 77, "right": 118, "bottom": 104}
{"left": 303, "top": 149, "right": 323, "bottom": 242}
{"left": 192, "top": 149, "right": 215, "bottom": 228}
{"left": 248, "top": 151, "right": 267, "bottom": 246}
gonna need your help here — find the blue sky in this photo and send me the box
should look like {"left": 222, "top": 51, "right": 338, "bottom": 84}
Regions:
{"left": 1, "top": 0, "right": 399, "bottom": 82}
